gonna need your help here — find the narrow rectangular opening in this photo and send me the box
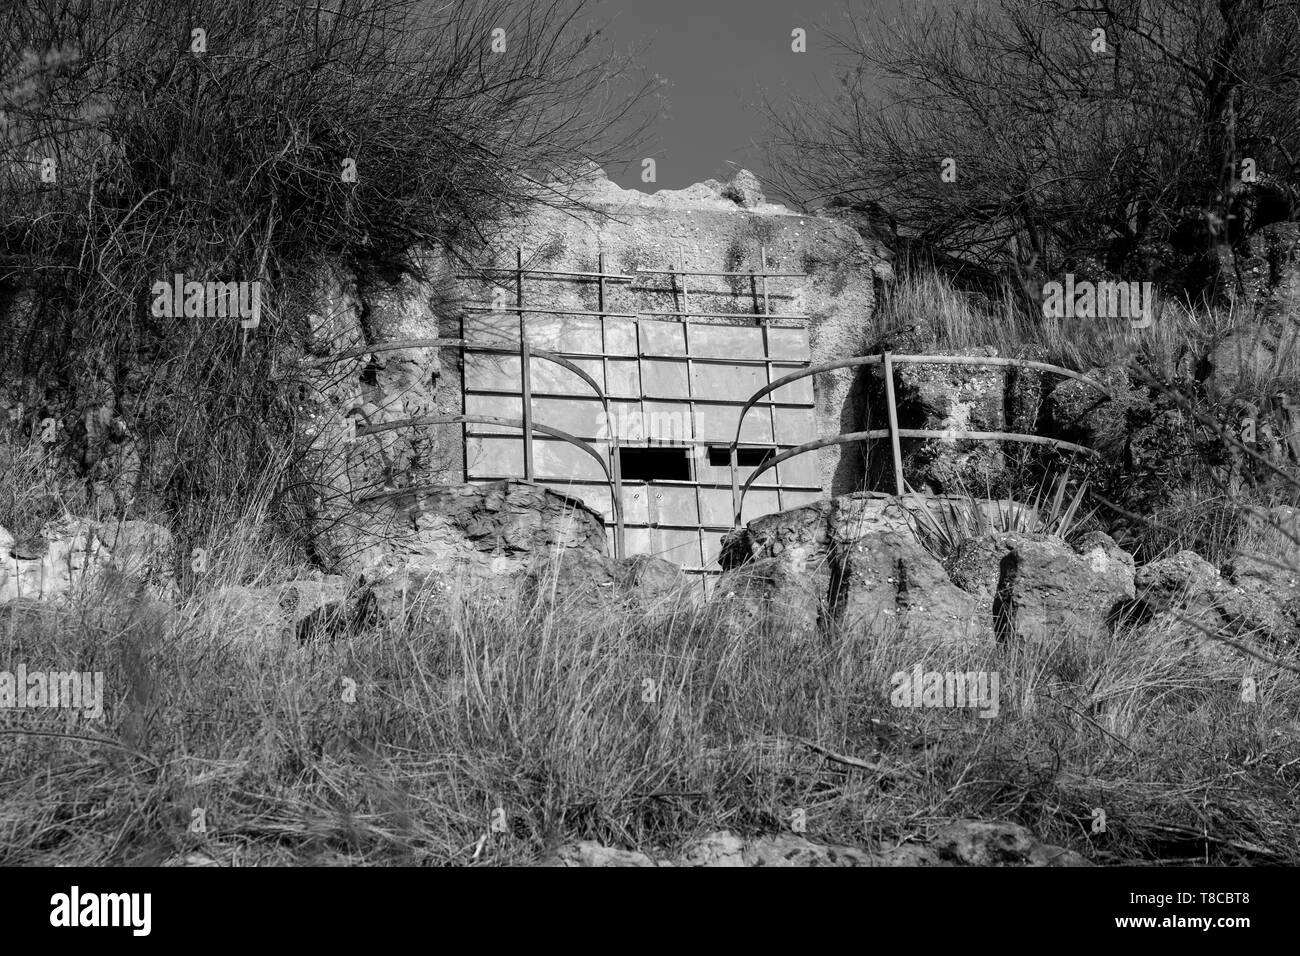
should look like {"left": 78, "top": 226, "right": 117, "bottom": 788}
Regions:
{"left": 708, "top": 446, "right": 774, "bottom": 468}
{"left": 619, "top": 446, "right": 692, "bottom": 481}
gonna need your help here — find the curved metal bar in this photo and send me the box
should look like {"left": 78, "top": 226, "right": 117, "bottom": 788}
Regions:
{"left": 729, "top": 354, "right": 885, "bottom": 454}
{"left": 733, "top": 429, "right": 1098, "bottom": 526}
{"left": 727, "top": 355, "right": 887, "bottom": 522}
{"left": 314, "top": 340, "right": 609, "bottom": 412}
{"left": 728, "top": 351, "right": 1111, "bottom": 524}
{"left": 727, "top": 353, "right": 1108, "bottom": 462}
{"left": 314, "top": 339, "right": 624, "bottom": 557}
{"left": 894, "top": 429, "right": 1098, "bottom": 457}
{"left": 353, "top": 414, "right": 624, "bottom": 558}
{"left": 355, "top": 415, "right": 609, "bottom": 480}
{"left": 313, "top": 340, "right": 610, "bottom": 442}
{"left": 489, "top": 347, "right": 608, "bottom": 415}
{"left": 734, "top": 432, "right": 879, "bottom": 526}
{"left": 889, "top": 354, "right": 1113, "bottom": 396}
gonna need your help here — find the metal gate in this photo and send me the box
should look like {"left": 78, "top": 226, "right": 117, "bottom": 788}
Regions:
{"left": 461, "top": 249, "right": 819, "bottom": 581}
{"left": 728, "top": 352, "right": 1111, "bottom": 524}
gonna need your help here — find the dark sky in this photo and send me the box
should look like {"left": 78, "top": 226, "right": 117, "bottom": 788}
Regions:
{"left": 591, "top": 0, "right": 909, "bottom": 191}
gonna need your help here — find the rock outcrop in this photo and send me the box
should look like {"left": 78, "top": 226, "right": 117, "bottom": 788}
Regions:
{"left": 722, "top": 493, "right": 987, "bottom": 649}
{"left": 542, "top": 820, "right": 1087, "bottom": 867}
{"left": 725, "top": 492, "right": 1139, "bottom": 652}
{"left": 334, "top": 479, "right": 612, "bottom": 615}
{"left": 1134, "top": 548, "right": 1298, "bottom": 654}
{"left": 1235, "top": 221, "right": 1300, "bottom": 324}
{"left": 878, "top": 346, "right": 1010, "bottom": 493}
{"left": 208, "top": 575, "right": 349, "bottom": 649}
{"left": 971, "top": 530, "right": 1134, "bottom": 649}
{"left": 0, "top": 516, "right": 174, "bottom": 604}
{"left": 522, "top": 550, "right": 690, "bottom": 610}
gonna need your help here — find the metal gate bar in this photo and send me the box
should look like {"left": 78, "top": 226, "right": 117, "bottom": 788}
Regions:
{"left": 728, "top": 351, "right": 1112, "bottom": 526}
{"left": 355, "top": 413, "right": 625, "bottom": 559}
{"left": 315, "top": 337, "right": 626, "bottom": 558}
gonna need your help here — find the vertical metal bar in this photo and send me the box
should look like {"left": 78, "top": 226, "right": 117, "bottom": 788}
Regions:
{"left": 678, "top": 250, "right": 705, "bottom": 552}
{"left": 758, "top": 246, "right": 778, "bottom": 511}
{"left": 882, "top": 351, "right": 905, "bottom": 495}
{"left": 611, "top": 491, "right": 625, "bottom": 561}
{"left": 600, "top": 251, "right": 625, "bottom": 560}
{"left": 678, "top": 243, "right": 688, "bottom": 318}
{"left": 674, "top": 243, "right": 691, "bottom": 566}
{"left": 731, "top": 444, "right": 741, "bottom": 526}
{"left": 631, "top": 307, "right": 646, "bottom": 559}
{"left": 518, "top": 246, "right": 533, "bottom": 480}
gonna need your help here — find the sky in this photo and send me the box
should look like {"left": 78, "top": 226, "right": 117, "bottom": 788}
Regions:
{"left": 585, "top": 0, "right": 911, "bottom": 192}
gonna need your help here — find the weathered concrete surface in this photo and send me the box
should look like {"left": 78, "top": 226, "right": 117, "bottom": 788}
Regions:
{"left": 463, "top": 165, "right": 891, "bottom": 495}
{"left": 292, "top": 258, "right": 467, "bottom": 564}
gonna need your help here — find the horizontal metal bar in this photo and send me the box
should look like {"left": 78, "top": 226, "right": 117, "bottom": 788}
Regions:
{"left": 315, "top": 338, "right": 811, "bottom": 366}
{"left": 635, "top": 269, "right": 807, "bottom": 278}
{"left": 890, "top": 354, "right": 1112, "bottom": 394}
{"left": 466, "top": 349, "right": 808, "bottom": 366}
{"left": 643, "top": 354, "right": 808, "bottom": 364}
{"left": 313, "top": 342, "right": 642, "bottom": 410}
{"left": 637, "top": 311, "right": 810, "bottom": 320}
{"left": 641, "top": 352, "right": 804, "bottom": 362}
{"left": 355, "top": 415, "right": 613, "bottom": 486}
{"left": 893, "top": 429, "right": 1099, "bottom": 457}
{"left": 465, "top": 431, "right": 786, "bottom": 441}
{"left": 466, "top": 474, "right": 814, "bottom": 491}
{"left": 467, "top": 434, "right": 795, "bottom": 451}
{"left": 457, "top": 269, "right": 634, "bottom": 281}
{"left": 462, "top": 473, "right": 795, "bottom": 489}
{"left": 464, "top": 306, "right": 638, "bottom": 317}
{"left": 731, "top": 426, "right": 1097, "bottom": 525}
{"left": 464, "top": 388, "right": 812, "bottom": 408}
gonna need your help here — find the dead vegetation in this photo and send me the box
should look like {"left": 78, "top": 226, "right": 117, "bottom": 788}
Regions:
{"left": 0, "top": 528, "right": 1296, "bottom": 866}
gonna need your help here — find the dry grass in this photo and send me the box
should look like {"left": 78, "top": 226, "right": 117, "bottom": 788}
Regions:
{"left": 6, "top": 261, "right": 1300, "bottom": 866}
{"left": 878, "top": 262, "right": 1300, "bottom": 392}
{"left": 876, "top": 264, "right": 1300, "bottom": 563}
{"left": 1, "top": 532, "right": 1297, "bottom": 867}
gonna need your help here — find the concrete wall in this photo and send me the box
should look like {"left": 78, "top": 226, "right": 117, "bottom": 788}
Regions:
{"left": 458, "top": 166, "right": 892, "bottom": 495}
{"left": 303, "top": 168, "right": 891, "bottom": 572}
